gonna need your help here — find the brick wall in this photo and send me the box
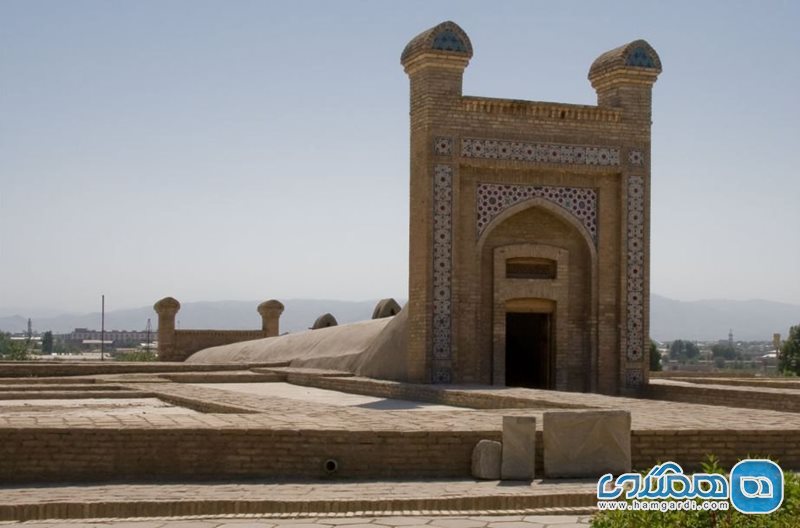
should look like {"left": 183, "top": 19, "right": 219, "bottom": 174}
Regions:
{"left": 643, "top": 382, "right": 800, "bottom": 413}
{"left": 632, "top": 430, "right": 800, "bottom": 471}
{"left": 3, "top": 423, "right": 798, "bottom": 483}
{"left": 0, "top": 428, "right": 496, "bottom": 483}
{"left": 171, "top": 330, "right": 269, "bottom": 362}
{"left": 0, "top": 361, "right": 261, "bottom": 378}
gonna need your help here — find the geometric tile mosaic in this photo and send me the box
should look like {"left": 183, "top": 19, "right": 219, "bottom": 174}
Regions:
{"left": 628, "top": 150, "right": 644, "bottom": 166}
{"left": 626, "top": 47, "right": 657, "bottom": 68}
{"left": 625, "top": 175, "right": 645, "bottom": 368}
{"left": 625, "top": 368, "right": 644, "bottom": 388}
{"left": 476, "top": 183, "right": 598, "bottom": 243}
{"left": 432, "top": 29, "right": 469, "bottom": 53}
{"left": 462, "top": 138, "right": 620, "bottom": 166}
{"left": 432, "top": 366, "right": 453, "bottom": 384}
{"left": 434, "top": 137, "right": 453, "bottom": 156}
{"left": 432, "top": 165, "right": 454, "bottom": 383}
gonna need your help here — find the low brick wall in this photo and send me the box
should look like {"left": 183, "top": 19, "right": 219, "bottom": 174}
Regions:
{"left": 644, "top": 382, "right": 800, "bottom": 413}
{"left": 673, "top": 377, "right": 800, "bottom": 390}
{"left": 3, "top": 424, "right": 799, "bottom": 483}
{"left": 0, "top": 361, "right": 286, "bottom": 379}
{"left": 171, "top": 330, "right": 269, "bottom": 362}
{"left": 0, "top": 428, "right": 498, "bottom": 483}
{"left": 0, "top": 390, "right": 148, "bottom": 400}
{"left": 159, "top": 371, "right": 283, "bottom": 383}
{"left": 652, "top": 371, "right": 758, "bottom": 379}
{"left": 632, "top": 430, "right": 800, "bottom": 471}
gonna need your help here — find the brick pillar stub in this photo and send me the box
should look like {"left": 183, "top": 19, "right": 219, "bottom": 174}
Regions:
{"left": 257, "top": 300, "right": 284, "bottom": 337}
{"left": 153, "top": 296, "right": 180, "bottom": 361}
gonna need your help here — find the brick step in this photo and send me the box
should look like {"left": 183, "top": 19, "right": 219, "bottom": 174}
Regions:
{"left": 0, "top": 484, "right": 598, "bottom": 521}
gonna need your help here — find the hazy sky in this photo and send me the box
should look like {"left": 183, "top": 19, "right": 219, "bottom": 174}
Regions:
{"left": 1, "top": 0, "right": 799, "bottom": 315}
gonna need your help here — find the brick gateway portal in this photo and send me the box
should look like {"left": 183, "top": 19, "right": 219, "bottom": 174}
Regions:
{"left": 401, "top": 21, "right": 662, "bottom": 393}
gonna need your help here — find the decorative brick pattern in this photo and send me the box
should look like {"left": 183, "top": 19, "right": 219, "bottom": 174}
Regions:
{"left": 462, "top": 138, "right": 620, "bottom": 166}
{"left": 476, "top": 183, "right": 597, "bottom": 242}
{"left": 628, "top": 150, "right": 644, "bottom": 166}
{"left": 625, "top": 175, "right": 645, "bottom": 369}
{"left": 432, "top": 165, "right": 453, "bottom": 382}
{"left": 434, "top": 137, "right": 453, "bottom": 156}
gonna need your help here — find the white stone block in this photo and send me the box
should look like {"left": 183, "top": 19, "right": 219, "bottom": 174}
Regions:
{"left": 543, "top": 410, "right": 631, "bottom": 478}
{"left": 501, "top": 415, "right": 536, "bottom": 480}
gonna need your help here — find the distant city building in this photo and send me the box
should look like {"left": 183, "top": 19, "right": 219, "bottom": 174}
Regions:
{"left": 9, "top": 335, "right": 41, "bottom": 342}
{"left": 66, "top": 328, "right": 154, "bottom": 346}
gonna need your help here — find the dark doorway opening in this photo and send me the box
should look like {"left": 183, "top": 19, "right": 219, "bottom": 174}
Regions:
{"left": 505, "top": 312, "right": 551, "bottom": 388}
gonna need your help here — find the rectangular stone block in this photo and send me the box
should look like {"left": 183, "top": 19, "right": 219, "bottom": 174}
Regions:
{"left": 543, "top": 410, "right": 631, "bottom": 478}
{"left": 501, "top": 415, "right": 536, "bottom": 480}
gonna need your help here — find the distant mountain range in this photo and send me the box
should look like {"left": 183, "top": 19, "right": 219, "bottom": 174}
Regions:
{"left": 1, "top": 295, "right": 798, "bottom": 342}
{"left": 0, "top": 299, "right": 382, "bottom": 336}
{"left": 649, "top": 295, "right": 799, "bottom": 342}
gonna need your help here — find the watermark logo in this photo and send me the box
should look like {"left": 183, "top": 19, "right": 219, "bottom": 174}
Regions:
{"left": 730, "top": 459, "right": 783, "bottom": 514}
{"left": 597, "top": 459, "right": 783, "bottom": 514}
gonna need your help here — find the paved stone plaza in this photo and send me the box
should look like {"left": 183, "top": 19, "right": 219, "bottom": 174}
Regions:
{"left": 2, "top": 365, "right": 800, "bottom": 522}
